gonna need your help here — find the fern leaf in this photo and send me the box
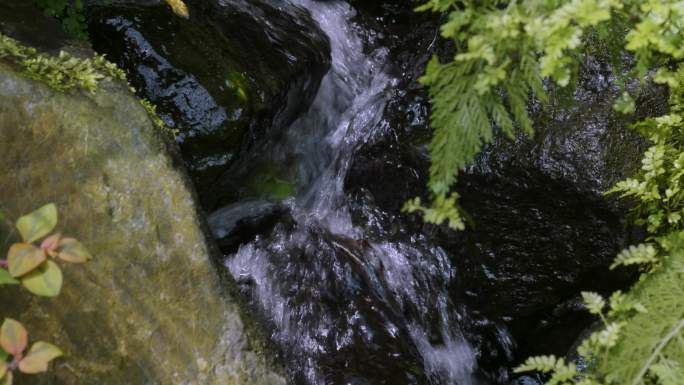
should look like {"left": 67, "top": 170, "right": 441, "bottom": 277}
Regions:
{"left": 582, "top": 292, "right": 606, "bottom": 315}
{"left": 611, "top": 244, "right": 658, "bottom": 270}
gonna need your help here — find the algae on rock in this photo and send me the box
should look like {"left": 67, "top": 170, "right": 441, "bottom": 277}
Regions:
{"left": 0, "top": 57, "right": 285, "bottom": 385}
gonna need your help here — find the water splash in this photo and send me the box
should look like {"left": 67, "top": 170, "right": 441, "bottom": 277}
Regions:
{"left": 211, "top": 1, "right": 480, "bottom": 383}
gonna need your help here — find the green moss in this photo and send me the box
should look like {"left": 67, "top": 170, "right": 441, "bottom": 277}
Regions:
{"left": 225, "top": 70, "right": 250, "bottom": 103}
{"left": 0, "top": 32, "right": 125, "bottom": 93}
{"left": 0, "top": 32, "right": 180, "bottom": 142}
{"left": 243, "top": 162, "right": 297, "bottom": 200}
{"left": 140, "top": 98, "right": 179, "bottom": 137}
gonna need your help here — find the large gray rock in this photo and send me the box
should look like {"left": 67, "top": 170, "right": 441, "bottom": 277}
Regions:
{"left": 0, "top": 40, "right": 285, "bottom": 385}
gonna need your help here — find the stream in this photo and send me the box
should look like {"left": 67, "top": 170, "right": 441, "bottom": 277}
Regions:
{"left": 208, "top": 1, "right": 504, "bottom": 384}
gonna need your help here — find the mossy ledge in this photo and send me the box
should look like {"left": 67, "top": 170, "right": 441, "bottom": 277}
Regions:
{"left": 0, "top": 32, "right": 174, "bottom": 138}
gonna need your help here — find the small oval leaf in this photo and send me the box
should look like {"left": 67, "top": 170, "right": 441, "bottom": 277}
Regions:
{"left": 7, "top": 244, "right": 46, "bottom": 278}
{"left": 0, "top": 361, "right": 6, "bottom": 379}
{"left": 57, "top": 238, "right": 92, "bottom": 264}
{"left": 18, "top": 342, "right": 63, "bottom": 374}
{"left": 0, "top": 269, "right": 19, "bottom": 285}
{"left": 15, "top": 204, "right": 57, "bottom": 243}
{"left": 40, "top": 234, "right": 60, "bottom": 254}
{"left": 21, "top": 261, "right": 62, "bottom": 297}
{"left": 0, "top": 319, "right": 27, "bottom": 356}
{"left": 165, "top": 0, "right": 189, "bottom": 18}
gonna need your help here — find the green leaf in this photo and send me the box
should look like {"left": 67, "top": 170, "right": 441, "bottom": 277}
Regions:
{"left": 21, "top": 260, "right": 62, "bottom": 297}
{"left": 0, "top": 319, "right": 27, "bottom": 356}
{"left": 7, "top": 243, "right": 46, "bottom": 278}
{"left": 515, "top": 355, "right": 563, "bottom": 373}
{"left": 614, "top": 91, "right": 636, "bottom": 114}
{"left": 18, "top": 342, "right": 62, "bottom": 374}
{"left": 611, "top": 244, "right": 658, "bottom": 269}
{"left": 649, "top": 359, "right": 684, "bottom": 385}
{"left": 57, "top": 238, "right": 92, "bottom": 264}
{"left": 0, "top": 362, "right": 6, "bottom": 380}
{"left": 15, "top": 203, "right": 57, "bottom": 243}
{"left": 0, "top": 346, "right": 8, "bottom": 361}
{"left": 582, "top": 291, "right": 606, "bottom": 315}
{"left": 1, "top": 371, "right": 11, "bottom": 385}
{"left": 0, "top": 269, "right": 18, "bottom": 285}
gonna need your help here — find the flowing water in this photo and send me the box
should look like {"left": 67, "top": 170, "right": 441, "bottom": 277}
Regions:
{"left": 209, "top": 1, "right": 488, "bottom": 384}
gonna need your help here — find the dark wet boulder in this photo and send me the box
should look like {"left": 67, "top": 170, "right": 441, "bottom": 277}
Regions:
{"left": 86, "top": 0, "right": 331, "bottom": 207}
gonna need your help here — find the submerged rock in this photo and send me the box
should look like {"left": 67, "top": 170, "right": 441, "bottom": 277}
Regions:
{"left": 0, "top": 33, "right": 285, "bottom": 385}
{"left": 86, "top": 0, "right": 331, "bottom": 208}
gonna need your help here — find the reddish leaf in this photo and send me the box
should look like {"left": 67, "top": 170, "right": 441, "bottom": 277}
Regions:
{"left": 40, "top": 234, "right": 61, "bottom": 256}
{"left": 57, "top": 238, "right": 92, "bottom": 264}
{"left": 0, "top": 319, "right": 27, "bottom": 356}
{"left": 18, "top": 342, "right": 62, "bottom": 374}
{"left": 7, "top": 244, "right": 46, "bottom": 278}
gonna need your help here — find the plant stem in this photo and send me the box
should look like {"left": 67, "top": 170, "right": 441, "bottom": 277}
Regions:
{"left": 631, "top": 318, "right": 684, "bottom": 385}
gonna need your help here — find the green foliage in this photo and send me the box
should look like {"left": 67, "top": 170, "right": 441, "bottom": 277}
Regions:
{"left": 404, "top": 193, "right": 465, "bottom": 230}
{"left": 610, "top": 244, "right": 658, "bottom": 269}
{"left": 0, "top": 33, "right": 172, "bottom": 140}
{"left": 0, "top": 319, "right": 62, "bottom": 384}
{"left": 1, "top": 205, "right": 91, "bottom": 384}
{"left": 0, "top": 32, "right": 125, "bottom": 93}
{"left": 2, "top": 204, "right": 91, "bottom": 296}
{"left": 140, "top": 99, "right": 179, "bottom": 137}
{"left": 410, "top": 0, "right": 684, "bottom": 229}
{"left": 35, "top": 0, "right": 88, "bottom": 40}
{"left": 416, "top": 0, "right": 684, "bottom": 384}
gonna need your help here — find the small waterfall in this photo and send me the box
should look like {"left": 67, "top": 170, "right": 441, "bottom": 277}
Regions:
{"left": 210, "top": 1, "right": 480, "bottom": 384}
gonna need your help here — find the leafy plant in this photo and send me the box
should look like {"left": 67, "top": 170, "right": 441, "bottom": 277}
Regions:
{"left": 407, "top": 0, "right": 683, "bottom": 229}
{"left": 35, "top": 0, "right": 88, "bottom": 40}
{"left": 1, "top": 204, "right": 92, "bottom": 384}
{"left": 413, "top": 0, "right": 684, "bottom": 384}
{"left": 0, "top": 32, "right": 125, "bottom": 93}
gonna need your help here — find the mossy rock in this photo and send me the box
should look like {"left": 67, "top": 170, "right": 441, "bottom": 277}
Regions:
{"left": 0, "top": 59, "right": 286, "bottom": 385}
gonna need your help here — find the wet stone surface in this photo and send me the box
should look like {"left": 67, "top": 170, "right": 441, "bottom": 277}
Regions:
{"left": 87, "top": 0, "right": 331, "bottom": 207}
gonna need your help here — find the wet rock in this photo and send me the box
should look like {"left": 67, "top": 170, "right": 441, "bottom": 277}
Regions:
{"left": 86, "top": 0, "right": 331, "bottom": 209}
{"left": 0, "top": 43, "right": 285, "bottom": 385}
{"left": 208, "top": 200, "right": 287, "bottom": 254}
{"left": 227, "top": 218, "right": 431, "bottom": 385}
{"left": 0, "top": 1, "right": 73, "bottom": 52}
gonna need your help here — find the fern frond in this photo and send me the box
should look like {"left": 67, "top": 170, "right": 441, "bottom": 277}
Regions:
{"left": 582, "top": 292, "right": 606, "bottom": 316}
{"left": 649, "top": 359, "right": 684, "bottom": 385}
{"left": 611, "top": 244, "right": 658, "bottom": 270}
